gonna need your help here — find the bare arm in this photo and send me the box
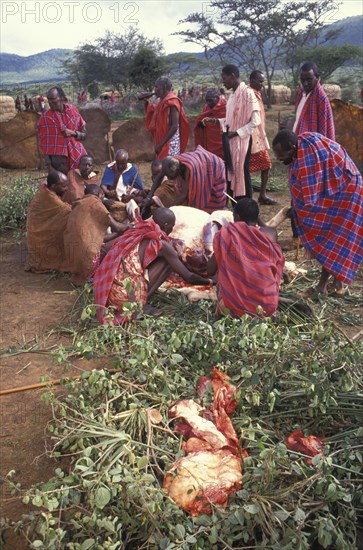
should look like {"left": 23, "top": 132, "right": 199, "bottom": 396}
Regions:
{"left": 169, "top": 176, "right": 188, "bottom": 206}
{"left": 159, "top": 242, "right": 212, "bottom": 285}
{"left": 108, "top": 215, "right": 130, "bottom": 234}
{"left": 206, "top": 253, "right": 218, "bottom": 276}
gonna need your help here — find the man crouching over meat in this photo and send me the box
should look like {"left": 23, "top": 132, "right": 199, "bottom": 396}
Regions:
{"left": 207, "top": 198, "right": 285, "bottom": 318}
{"left": 93, "top": 208, "right": 213, "bottom": 323}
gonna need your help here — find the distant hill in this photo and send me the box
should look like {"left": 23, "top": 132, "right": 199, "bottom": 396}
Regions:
{"left": 321, "top": 15, "right": 363, "bottom": 47}
{"left": 0, "top": 49, "right": 73, "bottom": 85}
{"left": 0, "top": 16, "right": 361, "bottom": 86}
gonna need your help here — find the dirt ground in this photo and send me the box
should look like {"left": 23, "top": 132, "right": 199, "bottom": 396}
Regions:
{"left": 0, "top": 106, "right": 362, "bottom": 548}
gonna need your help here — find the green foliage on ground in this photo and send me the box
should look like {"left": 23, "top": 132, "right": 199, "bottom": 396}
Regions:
{"left": 2, "top": 289, "right": 362, "bottom": 549}
{"left": 0, "top": 177, "right": 37, "bottom": 232}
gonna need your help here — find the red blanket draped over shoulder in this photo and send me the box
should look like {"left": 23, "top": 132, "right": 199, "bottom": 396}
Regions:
{"left": 213, "top": 222, "right": 284, "bottom": 317}
{"left": 37, "top": 103, "right": 87, "bottom": 169}
{"left": 194, "top": 98, "right": 226, "bottom": 159}
{"left": 145, "top": 92, "right": 189, "bottom": 159}
{"left": 93, "top": 219, "right": 169, "bottom": 324}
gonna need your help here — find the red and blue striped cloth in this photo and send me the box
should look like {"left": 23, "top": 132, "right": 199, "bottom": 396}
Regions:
{"left": 93, "top": 219, "right": 168, "bottom": 324}
{"left": 176, "top": 146, "right": 227, "bottom": 213}
{"left": 38, "top": 103, "right": 87, "bottom": 169}
{"left": 295, "top": 82, "right": 335, "bottom": 140}
{"left": 213, "top": 222, "right": 285, "bottom": 317}
{"left": 290, "top": 132, "right": 363, "bottom": 284}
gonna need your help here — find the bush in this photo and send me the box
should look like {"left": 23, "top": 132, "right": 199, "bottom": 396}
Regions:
{"left": 0, "top": 177, "right": 37, "bottom": 231}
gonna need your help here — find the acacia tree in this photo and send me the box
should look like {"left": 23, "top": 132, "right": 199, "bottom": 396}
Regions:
{"left": 291, "top": 45, "right": 363, "bottom": 83}
{"left": 62, "top": 29, "right": 164, "bottom": 93}
{"left": 128, "top": 47, "right": 165, "bottom": 90}
{"left": 174, "top": 0, "right": 339, "bottom": 106}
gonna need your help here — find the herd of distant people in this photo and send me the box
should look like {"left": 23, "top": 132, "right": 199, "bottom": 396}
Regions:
{"left": 22, "top": 60, "right": 363, "bottom": 322}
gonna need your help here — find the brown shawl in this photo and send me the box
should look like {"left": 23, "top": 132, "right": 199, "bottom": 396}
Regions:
{"left": 25, "top": 184, "right": 71, "bottom": 273}
{"left": 64, "top": 194, "right": 110, "bottom": 284}
{"left": 62, "top": 169, "right": 99, "bottom": 205}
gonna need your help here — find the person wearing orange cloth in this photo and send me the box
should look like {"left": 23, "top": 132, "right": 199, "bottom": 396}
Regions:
{"left": 194, "top": 88, "right": 226, "bottom": 159}
{"left": 141, "top": 77, "right": 189, "bottom": 159}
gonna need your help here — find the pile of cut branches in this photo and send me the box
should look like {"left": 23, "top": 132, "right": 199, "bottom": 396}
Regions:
{"left": 2, "top": 293, "right": 362, "bottom": 549}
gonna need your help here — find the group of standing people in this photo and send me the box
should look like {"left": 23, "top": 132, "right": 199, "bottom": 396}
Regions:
{"left": 15, "top": 94, "right": 46, "bottom": 112}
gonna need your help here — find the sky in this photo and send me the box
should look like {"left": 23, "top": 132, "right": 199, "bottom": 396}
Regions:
{"left": 0, "top": 0, "right": 362, "bottom": 56}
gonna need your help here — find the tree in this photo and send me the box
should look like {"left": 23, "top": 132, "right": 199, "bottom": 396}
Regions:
{"left": 174, "top": 0, "right": 339, "bottom": 107}
{"left": 61, "top": 29, "right": 164, "bottom": 93}
{"left": 291, "top": 45, "right": 363, "bottom": 82}
{"left": 163, "top": 53, "right": 214, "bottom": 85}
{"left": 128, "top": 47, "right": 166, "bottom": 90}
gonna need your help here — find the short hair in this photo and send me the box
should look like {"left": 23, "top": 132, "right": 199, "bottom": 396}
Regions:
{"left": 300, "top": 62, "right": 319, "bottom": 77}
{"left": 79, "top": 155, "right": 93, "bottom": 163}
{"left": 250, "top": 69, "right": 263, "bottom": 80}
{"left": 222, "top": 64, "right": 240, "bottom": 78}
{"left": 205, "top": 88, "right": 220, "bottom": 99}
{"left": 47, "top": 86, "right": 67, "bottom": 100}
{"left": 151, "top": 159, "right": 162, "bottom": 169}
{"left": 162, "top": 156, "right": 180, "bottom": 175}
{"left": 156, "top": 77, "right": 172, "bottom": 91}
{"left": 47, "top": 171, "right": 64, "bottom": 188}
{"left": 233, "top": 198, "right": 259, "bottom": 223}
{"left": 152, "top": 207, "right": 176, "bottom": 227}
{"left": 272, "top": 129, "right": 298, "bottom": 150}
{"left": 115, "top": 149, "right": 128, "bottom": 159}
{"left": 85, "top": 184, "right": 101, "bottom": 196}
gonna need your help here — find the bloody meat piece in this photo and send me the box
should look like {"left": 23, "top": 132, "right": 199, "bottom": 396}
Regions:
{"left": 285, "top": 430, "right": 324, "bottom": 464}
{"left": 164, "top": 369, "right": 246, "bottom": 515}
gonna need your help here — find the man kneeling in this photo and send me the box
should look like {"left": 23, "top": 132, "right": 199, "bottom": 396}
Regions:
{"left": 207, "top": 198, "right": 285, "bottom": 317}
{"left": 94, "top": 208, "right": 213, "bottom": 324}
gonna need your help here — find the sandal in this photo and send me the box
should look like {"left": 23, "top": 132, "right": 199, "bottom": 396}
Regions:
{"left": 258, "top": 196, "right": 278, "bottom": 205}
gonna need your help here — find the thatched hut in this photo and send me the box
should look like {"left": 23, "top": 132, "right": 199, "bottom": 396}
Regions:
{"left": 0, "top": 96, "right": 16, "bottom": 122}
{"left": 322, "top": 84, "right": 342, "bottom": 100}
{"left": 263, "top": 86, "right": 292, "bottom": 105}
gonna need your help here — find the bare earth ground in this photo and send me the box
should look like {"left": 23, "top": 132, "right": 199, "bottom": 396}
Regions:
{"left": 0, "top": 106, "right": 362, "bottom": 548}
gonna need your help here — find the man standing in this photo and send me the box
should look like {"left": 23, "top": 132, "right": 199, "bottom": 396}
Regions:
{"left": 194, "top": 89, "right": 226, "bottom": 159}
{"left": 293, "top": 62, "right": 335, "bottom": 139}
{"left": 273, "top": 130, "right": 362, "bottom": 296}
{"left": 203, "top": 65, "right": 260, "bottom": 200}
{"left": 249, "top": 70, "right": 276, "bottom": 205}
{"left": 142, "top": 77, "right": 189, "bottom": 159}
{"left": 38, "top": 86, "right": 87, "bottom": 173}
{"left": 15, "top": 96, "right": 21, "bottom": 112}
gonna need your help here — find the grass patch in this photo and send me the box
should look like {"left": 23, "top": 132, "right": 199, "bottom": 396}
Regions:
{"left": 0, "top": 177, "right": 37, "bottom": 232}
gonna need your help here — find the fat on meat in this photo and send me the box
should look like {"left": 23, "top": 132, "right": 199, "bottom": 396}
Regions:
{"left": 163, "top": 450, "right": 242, "bottom": 516}
{"left": 164, "top": 369, "right": 244, "bottom": 516}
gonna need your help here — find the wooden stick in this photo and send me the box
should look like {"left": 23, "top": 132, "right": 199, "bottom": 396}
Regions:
{"left": 223, "top": 191, "right": 237, "bottom": 204}
{"left": 0, "top": 369, "right": 121, "bottom": 397}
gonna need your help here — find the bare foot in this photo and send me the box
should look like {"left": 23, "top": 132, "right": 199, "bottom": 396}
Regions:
{"left": 258, "top": 195, "right": 278, "bottom": 205}
{"left": 299, "top": 286, "right": 326, "bottom": 300}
